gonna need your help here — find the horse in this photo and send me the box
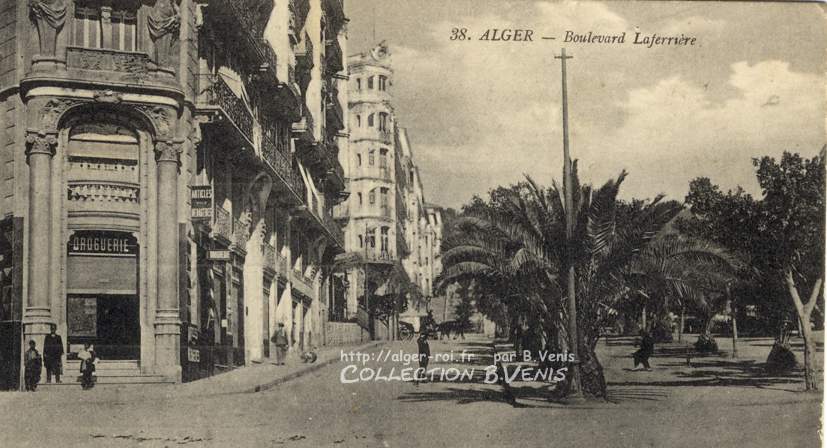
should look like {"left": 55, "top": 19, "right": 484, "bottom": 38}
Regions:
{"left": 437, "top": 320, "right": 467, "bottom": 340}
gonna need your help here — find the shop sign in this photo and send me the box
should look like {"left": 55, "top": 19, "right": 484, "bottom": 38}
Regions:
{"left": 207, "top": 250, "right": 231, "bottom": 261}
{"left": 68, "top": 231, "right": 137, "bottom": 257}
{"left": 187, "top": 348, "right": 200, "bottom": 363}
{"left": 191, "top": 186, "right": 213, "bottom": 220}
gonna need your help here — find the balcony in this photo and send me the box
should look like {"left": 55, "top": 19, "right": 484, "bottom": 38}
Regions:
{"left": 261, "top": 134, "right": 305, "bottom": 205}
{"left": 263, "top": 243, "right": 276, "bottom": 272}
{"left": 64, "top": 47, "right": 174, "bottom": 81}
{"left": 232, "top": 215, "right": 251, "bottom": 248}
{"left": 325, "top": 39, "right": 344, "bottom": 74}
{"left": 294, "top": 195, "right": 344, "bottom": 251}
{"left": 365, "top": 250, "right": 395, "bottom": 265}
{"left": 196, "top": 74, "right": 255, "bottom": 149}
{"left": 208, "top": 0, "right": 276, "bottom": 80}
{"left": 325, "top": 87, "right": 345, "bottom": 133}
{"left": 294, "top": 35, "right": 314, "bottom": 93}
{"left": 292, "top": 271, "right": 314, "bottom": 297}
{"left": 212, "top": 206, "right": 233, "bottom": 244}
{"left": 323, "top": 0, "right": 346, "bottom": 30}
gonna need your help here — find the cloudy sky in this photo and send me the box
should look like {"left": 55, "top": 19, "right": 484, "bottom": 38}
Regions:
{"left": 344, "top": 1, "right": 826, "bottom": 209}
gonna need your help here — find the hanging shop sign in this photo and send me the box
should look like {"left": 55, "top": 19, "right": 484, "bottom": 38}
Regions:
{"left": 187, "top": 348, "right": 200, "bottom": 363}
{"left": 191, "top": 186, "right": 213, "bottom": 220}
{"left": 68, "top": 231, "right": 137, "bottom": 257}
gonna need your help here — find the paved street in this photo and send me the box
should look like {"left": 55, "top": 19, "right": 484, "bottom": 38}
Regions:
{"left": 0, "top": 334, "right": 821, "bottom": 448}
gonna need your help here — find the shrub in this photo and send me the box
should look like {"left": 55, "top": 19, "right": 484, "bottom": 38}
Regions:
{"left": 765, "top": 342, "right": 797, "bottom": 374}
{"left": 694, "top": 335, "right": 718, "bottom": 352}
{"left": 651, "top": 321, "right": 674, "bottom": 343}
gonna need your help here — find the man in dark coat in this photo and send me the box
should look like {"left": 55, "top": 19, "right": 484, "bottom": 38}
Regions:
{"left": 43, "top": 324, "right": 64, "bottom": 383}
{"left": 271, "top": 322, "right": 289, "bottom": 366}
{"left": 633, "top": 329, "right": 654, "bottom": 371}
{"left": 24, "top": 340, "right": 42, "bottom": 391}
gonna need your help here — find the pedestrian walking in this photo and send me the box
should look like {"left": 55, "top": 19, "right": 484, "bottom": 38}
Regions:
{"left": 43, "top": 324, "right": 64, "bottom": 383}
{"left": 416, "top": 332, "right": 431, "bottom": 383}
{"left": 271, "top": 322, "right": 289, "bottom": 366}
{"left": 24, "top": 340, "right": 42, "bottom": 391}
{"left": 78, "top": 343, "right": 98, "bottom": 389}
{"left": 632, "top": 329, "right": 654, "bottom": 371}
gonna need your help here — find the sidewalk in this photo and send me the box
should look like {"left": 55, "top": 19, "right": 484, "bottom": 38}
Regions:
{"left": 0, "top": 341, "right": 384, "bottom": 405}
{"left": 171, "top": 340, "right": 383, "bottom": 398}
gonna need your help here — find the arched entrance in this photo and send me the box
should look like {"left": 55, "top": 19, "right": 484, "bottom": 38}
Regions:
{"left": 62, "top": 116, "right": 144, "bottom": 361}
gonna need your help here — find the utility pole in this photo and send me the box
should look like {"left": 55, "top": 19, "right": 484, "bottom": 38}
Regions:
{"left": 555, "top": 47, "right": 583, "bottom": 400}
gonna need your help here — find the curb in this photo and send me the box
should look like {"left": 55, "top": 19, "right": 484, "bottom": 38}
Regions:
{"left": 248, "top": 341, "right": 383, "bottom": 393}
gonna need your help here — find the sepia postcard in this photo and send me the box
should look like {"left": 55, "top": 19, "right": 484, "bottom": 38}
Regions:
{"left": 0, "top": 0, "right": 824, "bottom": 447}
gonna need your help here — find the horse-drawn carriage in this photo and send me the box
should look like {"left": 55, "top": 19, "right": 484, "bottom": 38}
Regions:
{"left": 398, "top": 321, "right": 415, "bottom": 340}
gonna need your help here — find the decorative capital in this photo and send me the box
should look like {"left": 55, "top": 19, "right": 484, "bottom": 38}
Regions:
{"left": 154, "top": 140, "right": 183, "bottom": 164}
{"left": 25, "top": 129, "right": 58, "bottom": 159}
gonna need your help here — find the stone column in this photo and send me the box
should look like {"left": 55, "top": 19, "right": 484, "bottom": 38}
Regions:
{"left": 24, "top": 130, "right": 57, "bottom": 346}
{"left": 154, "top": 140, "right": 182, "bottom": 378}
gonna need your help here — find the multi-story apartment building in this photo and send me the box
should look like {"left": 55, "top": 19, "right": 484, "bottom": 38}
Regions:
{"left": 0, "top": 0, "right": 347, "bottom": 389}
{"left": 334, "top": 43, "right": 441, "bottom": 339}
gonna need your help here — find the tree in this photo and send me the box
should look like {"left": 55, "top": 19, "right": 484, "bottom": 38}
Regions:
{"left": 453, "top": 280, "right": 476, "bottom": 329}
{"left": 439, "top": 168, "right": 688, "bottom": 399}
{"left": 678, "top": 151, "right": 824, "bottom": 391}
{"left": 753, "top": 152, "right": 824, "bottom": 391}
{"left": 627, "top": 234, "right": 740, "bottom": 345}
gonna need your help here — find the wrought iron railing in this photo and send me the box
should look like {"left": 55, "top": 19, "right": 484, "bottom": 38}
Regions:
{"left": 262, "top": 133, "right": 304, "bottom": 201}
{"left": 199, "top": 74, "right": 255, "bottom": 144}
{"left": 214, "top": 206, "right": 232, "bottom": 241}
{"left": 263, "top": 242, "right": 276, "bottom": 267}
{"left": 232, "top": 216, "right": 251, "bottom": 246}
{"left": 365, "top": 250, "right": 394, "bottom": 263}
{"left": 325, "top": 39, "right": 344, "bottom": 73}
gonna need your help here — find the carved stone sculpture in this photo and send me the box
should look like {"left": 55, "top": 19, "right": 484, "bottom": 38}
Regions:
{"left": 28, "top": 0, "right": 66, "bottom": 58}
{"left": 148, "top": 0, "right": 181, "bottom": 68}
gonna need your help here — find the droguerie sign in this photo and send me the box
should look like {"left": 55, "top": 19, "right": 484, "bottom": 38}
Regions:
{"left": 68, "top": 231, "right": 137, "bottom": 257}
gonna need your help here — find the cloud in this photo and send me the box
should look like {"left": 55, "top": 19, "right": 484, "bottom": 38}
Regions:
{"left": 576, "top": 60, "right": 824, "bottom": 201}
{"left": 371, "top": 1, "right": 824, "bottom": 208}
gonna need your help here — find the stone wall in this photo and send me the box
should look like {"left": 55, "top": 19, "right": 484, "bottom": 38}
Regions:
{"left": 325, "top": 322, "right": 366, "bottom": 346}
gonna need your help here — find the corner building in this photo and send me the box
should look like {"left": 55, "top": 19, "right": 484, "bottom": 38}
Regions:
{"left": 0, "top": 0, "right": 348, "bottom": 388}
{"left": 333, "top": 43, "right": 442, "bottom": 340}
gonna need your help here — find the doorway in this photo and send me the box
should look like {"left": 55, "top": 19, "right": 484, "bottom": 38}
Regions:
{"left": 67, "top": 294, "right": 140, "bottom": 360}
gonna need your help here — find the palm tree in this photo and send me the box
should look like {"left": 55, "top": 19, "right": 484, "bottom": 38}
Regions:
{"left": 626, "top": 235, "right": 741, "bottom": 339}
{"left": 440, "top": 168, "right": 687, "bottom": 399}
